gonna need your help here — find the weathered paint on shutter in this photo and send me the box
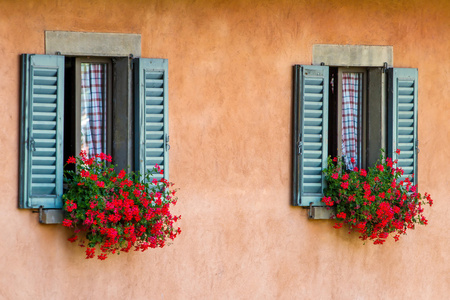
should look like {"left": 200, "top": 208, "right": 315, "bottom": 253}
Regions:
{"left": 387, "top": 68, "right": 418, "bottom": 185}
{"left": 19, "top": 54, "right": 64, "bottom": 209}
{"left": 293, "top": 65, "right": 329, "bottom": 206}
{"left": 134, "top": 58, "right": 169, "bottom": 180}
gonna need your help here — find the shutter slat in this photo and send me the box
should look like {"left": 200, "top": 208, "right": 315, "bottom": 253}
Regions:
{"left": 304, "top": 125, "right": 322, "bottom": 134}
{"left": 32, "top": 103, "right": 57, "bottom": 112}
{"left": 31, "top": 165, "right": 56, "bottom": 174}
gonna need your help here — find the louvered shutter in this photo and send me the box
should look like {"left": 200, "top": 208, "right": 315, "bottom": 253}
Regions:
{"left": 19, "top": 54, "right": 65, "bottom": 209}
{"left": 387, "top": 68, "right": 418, "bottom": 185}
{"left": 134, "top": 58, "right": 169, "bottom": 180}
{"left": 293, "top": 65, "right": 329, "bottom": 206}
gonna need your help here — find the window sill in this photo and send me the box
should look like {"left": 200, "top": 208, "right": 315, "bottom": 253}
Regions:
{"left": 33, "top": 208, "right": 64, "bottom": 224}
{"left": 308, "top": 206, "right": 335, "bottom": 220}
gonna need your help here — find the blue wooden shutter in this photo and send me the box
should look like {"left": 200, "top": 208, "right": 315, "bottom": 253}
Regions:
{"left": 134, "top": 58, "right": 169, "bottom": 180}
{"left": 293, "top": 65, "right": 329, "bottom": 206}
{"left": 388, "top": 68, "right": 418, "bottom": 185}
{"left": 19, "top": 54, "right": 65, "bottom": 209}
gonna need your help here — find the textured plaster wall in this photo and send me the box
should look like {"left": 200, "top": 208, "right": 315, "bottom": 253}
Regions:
{"left": 0, "top": 0, "right": 449, "bottom": 299}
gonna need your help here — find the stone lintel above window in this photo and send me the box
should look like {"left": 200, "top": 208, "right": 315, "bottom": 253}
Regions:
{"left": 313, "top": 44, "right": 393, "bottom": 67}
{"left": 45, "top": 31, "right": 141, "bottom": 57}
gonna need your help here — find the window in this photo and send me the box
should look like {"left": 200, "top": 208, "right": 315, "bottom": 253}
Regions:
{"left": 292, "top": 45, "right": 418, "bottom": 207}
{"left": 330, "top": 67, "right": 367, "bottom": 170}
{"left": 19, "top": 54, "right": 169, "bottom": 210}
{"left": 64, "top": 57, "right": 113, "bottom": 162}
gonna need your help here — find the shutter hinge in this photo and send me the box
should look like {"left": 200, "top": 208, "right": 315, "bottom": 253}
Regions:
{"left": 383, "top": 62, "right": 389, "bottom": 73}
{"left": 416, "top": 140, "right": 420, "bottom": 154}
{"left": 308, "top": 202, "right": 313, "bottom": 219}
{"left": 32, "top": 206, "right": 44, "bottom": 223}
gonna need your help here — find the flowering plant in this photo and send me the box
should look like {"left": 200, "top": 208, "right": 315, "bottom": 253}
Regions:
{"left": 322, "top": 150, "right": 432, "bottom": 245}
{"left": 62, "top": 151, "right": 181, "bottom": 260}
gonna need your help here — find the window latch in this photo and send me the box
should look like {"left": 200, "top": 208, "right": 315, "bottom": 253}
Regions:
{"left": 165, "top": 134, "right": 170, "bottom": 151}
{"left": 30, "top": 137, "right": 36, "bottom": 152}
{"left": 297, "top": 134, "right": 302, "bottom": 155}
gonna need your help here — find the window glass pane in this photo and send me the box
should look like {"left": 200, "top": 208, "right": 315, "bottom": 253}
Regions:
{"left": 341, "top": 72, "right": 362, "bottom": 169}
{"left": 80, "top": 63, "right": 107, "bottom": 157}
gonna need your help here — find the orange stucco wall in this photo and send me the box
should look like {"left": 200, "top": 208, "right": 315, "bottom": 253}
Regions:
{"left": 1, "top": 0, "right": 449, "bottom": 299}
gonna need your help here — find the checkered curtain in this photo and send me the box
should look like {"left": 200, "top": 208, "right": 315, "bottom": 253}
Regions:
{"left": 80, "top": 63, "right": 106, "bottom": 157}
{"left": 341, "top": 73, "right": 361, "bottom": 169}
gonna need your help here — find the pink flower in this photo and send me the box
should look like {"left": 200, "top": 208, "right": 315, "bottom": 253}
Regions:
{"left": 85, "top": 247, "right": 96, "bottom": 259}
{"left": 331, "top": 173, "right": 339, "bottom": 180}
{"left": 333, "top": 223, "right": 343, "bottom": 229}
{"left": 336, "top": 212, "right": 346, "bottom": 219}
{"left": 322, "top": 196, "right": 334, "bottom": 206}
{"left": 68, "top": 236, "right": 78, "bottom": 243}
{"left": 62, "top": 219, "right": 73, "bottom": 227}
{"left": 386, "top": 157, "right": 393, "bottom": 167}
{"left": 118, "top": 169, "right": 126, "bottom": 179}
{"left": 341, "top": 182, "right": 349, "bottom": 189}
{"left": 96, "top": 181, "right": 105, "bottom": 188}
{"left": 96, "top": 153, "right": 107, "bottom": 160}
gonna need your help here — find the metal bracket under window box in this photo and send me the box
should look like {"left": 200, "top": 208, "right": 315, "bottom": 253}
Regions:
{"left": 308, "top": 203, "right": 336, "bottom": 220}
{"left": 32, "top": 206, "right": 64, "bottom": 224}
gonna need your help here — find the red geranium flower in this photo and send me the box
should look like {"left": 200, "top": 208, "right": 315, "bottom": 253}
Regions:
{"left": 62, "top": 152, "right": 180, "bottom": 260}
{"left": 323, "top": 153, "right": 431, "bottom": 245}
